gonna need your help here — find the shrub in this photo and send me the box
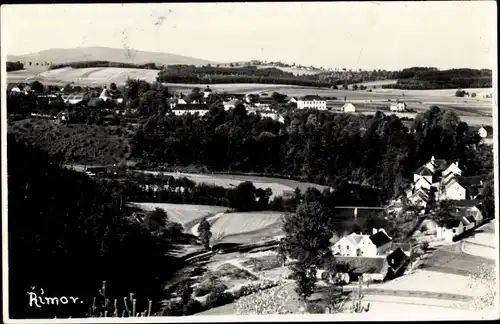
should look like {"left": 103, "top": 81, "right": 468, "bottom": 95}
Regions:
{"left": 421, "top": 241, "right": 429, "bottom": 251}
{"left": 471, "top": 93, "right": 477, "bottom": 97}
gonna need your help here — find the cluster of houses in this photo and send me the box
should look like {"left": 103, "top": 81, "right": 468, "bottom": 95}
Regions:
{"left": 388, "top": 156, "right": 486, "bottom": 242}
{"left": 319, "top": 228, "right": 411, "bottom": 283}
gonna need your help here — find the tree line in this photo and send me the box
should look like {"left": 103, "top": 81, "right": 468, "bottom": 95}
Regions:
{"left": 129, "top": 104, "right": 485, "bottom": 202}
{"left": 7, "top": 61, "right": 24, "bottom": 72}
{"left": 50, "top": 61, "right": 162, "bottom": 70}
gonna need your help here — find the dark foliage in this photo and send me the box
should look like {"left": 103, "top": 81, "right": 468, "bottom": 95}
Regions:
{"left": 7, "top": 135, "right": 185, "bottom": 319}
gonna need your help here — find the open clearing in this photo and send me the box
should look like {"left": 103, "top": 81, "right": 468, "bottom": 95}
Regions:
{"left": 129, "top": 202, "right": 228, "bottom": 228}
{"left": 210, "top": 212, "right": 284, "bottom": 243}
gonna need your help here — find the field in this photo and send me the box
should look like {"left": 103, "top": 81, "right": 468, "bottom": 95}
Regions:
{"left": 129, "top": 202, "right": 229, "bottom": 229}
{"left": 8, "top": 67, "right": 159, "bottom": 86}
{"left": 138, "top": 171, "right": 328, "bottom": 199}
{"left": 210, "top": 211, "right": 284, "bottom": 244}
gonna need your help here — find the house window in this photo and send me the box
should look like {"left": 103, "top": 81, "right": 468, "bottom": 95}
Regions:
{"left": 346, "top": 245, "right": 349, "bottom": 249}
{"left": 452, "top": 229, "right": 456, "bottom": 234}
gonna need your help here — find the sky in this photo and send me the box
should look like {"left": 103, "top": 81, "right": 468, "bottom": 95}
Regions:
{"left": 2, "top": 2, "right": 496, "bottom": 70}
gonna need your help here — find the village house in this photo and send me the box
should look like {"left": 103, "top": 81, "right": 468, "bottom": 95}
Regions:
{"left": 285, "top": 96, "right": 298, "bottom": 104}
{"left": 223, "top": 99, "right": 239, "bottom": 110}
{"left": 255, "top": 97, "right": 275, "bottom": 110}
{"left": 435, "top": 218, "right": 464, "bottom": 242}
{"left": 390, "top": 101, "right": 407, "bottom": 112}
{"left": 258, "top": 111, "right": 285, "bottom": 123}
{"left": 331, "top": 229, "right": 392, "bottom": 257}
{"left": 203, "top": 86, "right": 212, "bottom": 98}
{"left": 340, "top": 102, "right": 356, "bottom": 113}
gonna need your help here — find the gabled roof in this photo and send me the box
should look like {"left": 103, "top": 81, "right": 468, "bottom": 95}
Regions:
{"left": 433, "top": 159, "right": 448, "bottom": 169}
{"left": 341, "top": 102, "right": 355, "bottom": 109}
{"left": 335, "top": 256, "right": 387, "bottom": 274}
{"left": 420, "top": 168, "right": 434, "bottom": 177}
{"left": 444, "top": 177, "right": 464, "bottom": 188}
{"left": 391, "top": 242, "right": 411, "bottom": 253}
{"left": 369, "top": 231, "right": 392, "bottom": 247}
{"left": 345, "top": 233, "right": 364, "bottom": 246}
{"left": 449, "top": 199, "right": 481, "bottom": 208}
{"left": 300, "top": 95, "right": 323, "bottom": 101}
{"left": 387, "top": 248, "right": 409, "bottom": 271}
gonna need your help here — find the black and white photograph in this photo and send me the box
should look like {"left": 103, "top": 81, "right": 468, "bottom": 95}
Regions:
{"left": 1, "top": 1, "right": 498, "bottom": 321}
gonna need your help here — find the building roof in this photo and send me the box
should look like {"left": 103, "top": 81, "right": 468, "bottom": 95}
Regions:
{"left": 369, "top": 231, "right": 392, "bottom": 247}
{"left": 335, "top": 257, "right": 387, "bottom": 274}
{"left": 387, "top": 248, "right": 409, "bottom": 271}
{"left": 341, "top": 103, "right": 355, "bottom": 109}
{"left": 444, "top": 218, "right": 462, "bottom": 229}
{"left": 345, "top": 233, "right": 364, "bottom": 246}
{"left": 420, "top": 167, "right": 434, "bottom": 177}
{"left": 258, "top": 98, "right": 275, "bottom": 104}
{"left": 204, "top": 87, "right": 212, "bottom": 92}
{"left": 455, "top": 176, "right": 483, "bottom": 187}
{"left": 391, "top": 242, "right": 412, "bottom": 252}
{"left": 461, "top": 215, "right": 476, "bottom": 225}
{"left": 449, "top": 199, "right": 481, "bottom": 208}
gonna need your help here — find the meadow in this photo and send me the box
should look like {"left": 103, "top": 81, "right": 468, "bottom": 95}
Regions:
{"left": 129, "top": 202, "right": 229, "bottom": 229}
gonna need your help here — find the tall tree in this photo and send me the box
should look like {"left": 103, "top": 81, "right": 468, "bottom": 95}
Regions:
{"left": 198, "top": 217, "right": 212, "bottom": 250}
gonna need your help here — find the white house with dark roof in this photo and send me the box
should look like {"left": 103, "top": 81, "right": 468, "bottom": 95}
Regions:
{"left": 203, "top": 86, "right": 212, "bottom": 98}
{"left": 171, "top": 104, "right": 209, "bottom": 117}
{"left": 440, "top": 177, "right": 467, "bottom": 200}
{"left": 331, "top": 229, "right": 392, "bottom": 257}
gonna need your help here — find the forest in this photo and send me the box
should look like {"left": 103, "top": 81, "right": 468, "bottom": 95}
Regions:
{"left": 383, "top": 68, "right": 492, "bottom": 89}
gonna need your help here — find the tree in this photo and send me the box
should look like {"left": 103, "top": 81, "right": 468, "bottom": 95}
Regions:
{"left": 281, "top": 201, "right": 336, "bottom": 299}
{"left": 175, "top": 281, "right": 193, "bottom": 305}
{"left": 30, "top": 80, "right": 45, "bottom": 93}
{"left": 144, "top": 208, "right": 167, "bottom": 233}
{"left": 352, "top": 84, "right": 359, "bottom": 91}
{"left": 29, "top": 61, "right": 32, "bottom": 66}
{"left": 198, "top": 217, "right": 212, "bottom": 249}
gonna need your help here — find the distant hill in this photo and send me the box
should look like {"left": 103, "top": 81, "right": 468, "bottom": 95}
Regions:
{"left": 7, "top": 46, "right": 218, "bottom": 67}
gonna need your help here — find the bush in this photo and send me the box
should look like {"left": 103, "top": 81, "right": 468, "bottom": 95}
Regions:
{"left": 421, "top": 241, "right": 429, "bottom": 251}
{"left": 160, "top": 299, "right": 184, "bottom": 316}
{"left": 471, "top": 93, "right": 477, "bottom": 97}
{"left": 205, "top": 285, "right": 233, "bottom": 308}
{"left": 306, "top": 302, "right": 325, "bottom": 314}
{"left": 183, "top": 299, "right": 204, "bottom": 315}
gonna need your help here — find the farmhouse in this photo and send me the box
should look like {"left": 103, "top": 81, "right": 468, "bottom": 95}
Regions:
{"left": 340, "top": 102, "right": 356, "bottom": 113}
{"left": 335, "top": 256, "right": 389, "bottom": 282}
{"left": 390, "top": 102, "right": 407, "bottom": 112}
{"left": 439, "top": 177, "right": 467, "bottom": 200}
{"left": 285, "top": 96, "right": 298, "bottom": 104}
{"left": 171, "top": 104, "right": 209, "bottom": 117}
{"left": 255, "top": 97, "right": 275, "bottom": 110}
{"left": 436, "top": 218, "right": 464, "bottom": 242}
